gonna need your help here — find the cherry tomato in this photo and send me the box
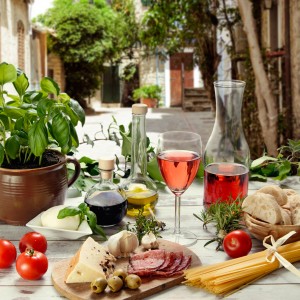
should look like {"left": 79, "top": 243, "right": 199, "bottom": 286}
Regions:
{"left": 223, "top": 230, "right": 252, "bottom": 258}
{"left": 19, "top": 232, "right": 47, "bottom": 254}
{"left": 16, "top": 249, "right": 48, "bottom": 280}
{"left": 0, "top": 240, "right": 17, "bottom": 268}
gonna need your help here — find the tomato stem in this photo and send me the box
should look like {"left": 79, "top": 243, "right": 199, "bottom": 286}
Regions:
{"left": 25, "top": 248, "right": 35, "bottom": 256}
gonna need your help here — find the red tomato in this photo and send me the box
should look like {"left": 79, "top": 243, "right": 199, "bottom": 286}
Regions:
{"left": 223, "top": 230, "right": 252, "bottom": 258}
{"left": 16, "top": 249, "right": 48, "bottom": 280}
{"left": 0, "top": 240, "right": 17, "bottom": 268}
{"left": 19, "top": 232, "right": 47, "bottom": 254}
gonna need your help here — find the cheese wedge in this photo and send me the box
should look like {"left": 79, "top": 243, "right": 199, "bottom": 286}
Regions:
{"left": 65, "top": 237, "right": 116, "bottom": 283}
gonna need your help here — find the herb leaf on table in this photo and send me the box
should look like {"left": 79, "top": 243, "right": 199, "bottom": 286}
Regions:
{"left": 58, "top": 203, "right": 107, "bottom": 240}
{"left": 194, "top": 199, "right": 244, "bottom": 250}
{"left": 126, "top": 209, "right": 166, "bottom": 243}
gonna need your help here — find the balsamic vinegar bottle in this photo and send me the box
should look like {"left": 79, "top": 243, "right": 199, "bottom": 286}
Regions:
{"left": 84, "top": 157, "right": 127, "bottom": 226}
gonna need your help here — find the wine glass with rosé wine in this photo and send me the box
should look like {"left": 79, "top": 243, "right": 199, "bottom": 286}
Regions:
{"left": 157, "top": 131, "right": 202, "bottom": 246}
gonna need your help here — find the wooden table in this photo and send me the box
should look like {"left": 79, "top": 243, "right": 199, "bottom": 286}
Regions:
{"left": 1, "top": 178, "right": 300, "bottom": 299}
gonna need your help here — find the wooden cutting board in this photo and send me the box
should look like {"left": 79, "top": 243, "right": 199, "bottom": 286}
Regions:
{"left": 51, "top": 239, "right": 201, "bottom": 300}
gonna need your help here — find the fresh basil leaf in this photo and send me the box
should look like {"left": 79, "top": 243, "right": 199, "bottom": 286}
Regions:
{"left": 13, "top": 72, "right": 29, "bottom": 97}
{"left": 0, "top": 144, "right": 5, "bottom": 165}
{"left": 28, "top": 119, "right": 48, "bottom": 157}
{"left": 40, "top": 77, "right": 60, "bottom": 96}
{"left": 86, "top": 210, "right": 97, "bottom": 228}
{"left": 52, "top": 112, "right": 70, "bottom": 148}
{"left": 69, "top": 99, "right": 85, "bottom": 126}
{"left": 57, "top": 207, "right": 82, "bottom": 219}
{"left": 93, "top": 224, "right": 107, "bottom": 240}
{"left": 78, "top": 202, "right": 89, "bottom": 214}
{"left": 0, "top": 62, "right": 17, "bottom": 85}
{"left": 5, "top": 135, "right": 20, "bottom": 159}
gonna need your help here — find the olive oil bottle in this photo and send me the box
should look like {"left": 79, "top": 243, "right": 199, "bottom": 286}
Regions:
{"left": 121, "top": 104, "right": 158, "bottom": 217}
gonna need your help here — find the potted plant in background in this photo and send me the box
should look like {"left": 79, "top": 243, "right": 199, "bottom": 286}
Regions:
{"left": 132, "top": 84, "right": 162, "bottom": 108}
{"left": 0, "top": 62, "right": 83, "bottom": 225}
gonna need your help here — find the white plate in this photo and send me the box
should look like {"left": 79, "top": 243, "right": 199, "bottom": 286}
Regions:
{"left": 26, "top": 212, "right": 93, "bottom": 240}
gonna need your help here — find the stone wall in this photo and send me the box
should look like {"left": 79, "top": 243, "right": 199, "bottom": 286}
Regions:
{"left": 0, "top": 0, "right": 31, "bottom": 75}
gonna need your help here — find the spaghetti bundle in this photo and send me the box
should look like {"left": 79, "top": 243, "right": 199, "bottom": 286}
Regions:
{"left": 184, "top": 235, "right": 300, "bottom": 296}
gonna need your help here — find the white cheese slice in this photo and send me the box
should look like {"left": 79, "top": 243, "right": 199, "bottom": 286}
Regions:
{"left": 65, "top": 237, "right": 116, "bottom": 283}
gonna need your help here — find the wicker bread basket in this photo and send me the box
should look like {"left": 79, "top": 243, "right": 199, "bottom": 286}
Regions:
{"left": 244, "top": 212, "right": 300, "bottom": 244}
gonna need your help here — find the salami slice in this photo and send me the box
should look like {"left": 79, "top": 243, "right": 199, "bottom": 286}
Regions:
{"left": 157, "top": 251, "right": 174, "bottom": 270}
{"left": 127, "top": 249, "right": 192, "bottom": 278}
{"left": 129, "top": 249, "right": 166, "bottom": 271}
{"left": 175, "top": 255, "right": 192, "bottom": 272}
{"left": 161, "top": 251, "right": 183, "bottom": 272}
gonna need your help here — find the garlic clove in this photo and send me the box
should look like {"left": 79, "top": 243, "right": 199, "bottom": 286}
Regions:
{"left": 107, "top": 231, "right": 123, "bottom": 257}
{"left": 107, "top": 230, "right": 139, "bottom": 258}
{"left": 141, "top": 232, "right": 159, "bottom": 250}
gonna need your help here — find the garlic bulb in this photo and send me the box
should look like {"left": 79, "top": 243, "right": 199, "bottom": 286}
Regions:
{"left": 107, "top": 230, "right": 139, "bottom": 258}
{"left": 141, "top": 232, "right": 159, "bottom": 250}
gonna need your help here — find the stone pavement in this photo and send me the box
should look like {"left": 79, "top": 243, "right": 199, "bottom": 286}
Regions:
{"left": 80, "top": 107, "right": 215, "bottom": 156}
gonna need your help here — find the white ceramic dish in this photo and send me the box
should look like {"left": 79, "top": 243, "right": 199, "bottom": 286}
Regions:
{"left": 26, "top": 212, "right": 93, "bottom": 240}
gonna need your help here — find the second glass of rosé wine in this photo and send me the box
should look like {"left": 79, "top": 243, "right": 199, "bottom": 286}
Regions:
{"left": 157, "top": 131, "right": 202, "bottom": 246}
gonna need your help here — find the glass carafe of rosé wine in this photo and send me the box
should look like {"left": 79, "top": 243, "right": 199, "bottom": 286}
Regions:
{"left": 203, "top": 80, "right": 250, "bottom": 208}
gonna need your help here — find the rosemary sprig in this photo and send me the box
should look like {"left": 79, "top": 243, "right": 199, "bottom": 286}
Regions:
{"left": 194, "top": 198, "right": 244, "bottom": 251}
{"left": 126, "top": 209, "right": 166, "bottom": 243}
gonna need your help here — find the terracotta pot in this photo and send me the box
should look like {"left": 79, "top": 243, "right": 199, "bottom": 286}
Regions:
{"left": 141, "top": 97, "right": 158, "bottom": 108}
{"left": 0, "top": 150, "right": 81, "bottom": 225}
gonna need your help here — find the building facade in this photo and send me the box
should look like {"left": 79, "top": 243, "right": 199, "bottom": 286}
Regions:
{"left": 0, "top": 0, "right": 48, "bottom": 90}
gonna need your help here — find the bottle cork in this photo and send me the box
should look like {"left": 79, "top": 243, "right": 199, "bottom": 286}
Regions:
{"left": 132, "top": 103, "right": 148, "bottom": 115}
{"left": 98, "top": 157, "right": 115, "bottom": 171}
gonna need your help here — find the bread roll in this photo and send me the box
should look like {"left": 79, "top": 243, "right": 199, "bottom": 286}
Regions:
{"left": 288, "top": 194, "right": 300, "bottom": 225}
{"left": 258, "top": 185, "right": 288, "bottom": 206}
{"left": 283, "top": 188, "right": 297, "bottom": 197}
{"left": 242, "top": 192, "right": 282, "bottom": 224}
{"left": 280, "top": 208, "right": 292, "bottom": 225}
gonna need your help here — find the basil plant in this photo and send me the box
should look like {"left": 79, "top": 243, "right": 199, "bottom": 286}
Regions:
{"left": 0, "top": 62, "right": 85, "bottom": 167}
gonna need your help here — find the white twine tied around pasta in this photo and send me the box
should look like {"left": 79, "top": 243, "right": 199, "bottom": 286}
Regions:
{"left": 263, "top": 230, "right": 300, "bottom": 277}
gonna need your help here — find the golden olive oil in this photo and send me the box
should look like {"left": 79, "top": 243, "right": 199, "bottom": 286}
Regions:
{"left": 125, "top": 187, "right": 158, "bottom": 217}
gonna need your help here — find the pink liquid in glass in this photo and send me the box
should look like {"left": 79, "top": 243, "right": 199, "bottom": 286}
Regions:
{"left": 204, "top": 162, "right": 249, "bottom": 207}
{"left": 157, "top": 150, "right": 201, "bottom": 194}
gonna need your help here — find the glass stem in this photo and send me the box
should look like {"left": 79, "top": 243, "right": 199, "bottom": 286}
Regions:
{"left": 174, "top": 194, "right": 181, "bottom": 235}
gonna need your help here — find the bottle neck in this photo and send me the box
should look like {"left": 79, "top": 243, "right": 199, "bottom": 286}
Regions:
{"left": 130, "top": 113, "right": 147, "bottom": 176}
{"left": 100, "top": 170, "right": 113, "bottom": 182}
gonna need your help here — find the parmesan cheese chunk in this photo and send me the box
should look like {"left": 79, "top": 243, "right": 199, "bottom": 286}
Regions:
{"left": 242, "top": 192, "right": 282, "bottom": 224}
{"left": 65, "top": 237, "right": 116, "bottom": 283}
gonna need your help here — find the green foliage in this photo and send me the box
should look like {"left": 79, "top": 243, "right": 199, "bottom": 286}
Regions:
{"left": 36, "top": 0, "right": 138, "bottom": 103}
{"left": 126, "top": 208, "right": 166, "bottom": 243}
{"left": 194, "top": 198, "right": 244, "bottom": 250}
{"left": 67, "top": 156, "right": 99, "bottom": 194}
{"left": 250, "top": 139, "right": 300, "bottom": 181}
{"left": 0, "top": 62, "right": 85, "bottom": 167}
{"left": 132, "top": 84, "right": 162, "bottom": 101}
{"left": 139, "top": 0, "right": 224, "bottom": 107}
